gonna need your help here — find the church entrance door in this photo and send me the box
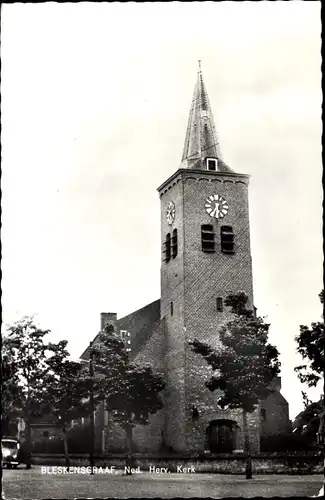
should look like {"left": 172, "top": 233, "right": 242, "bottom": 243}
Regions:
{"left": 206, "top": 419, "right": 237, "bottom": 453}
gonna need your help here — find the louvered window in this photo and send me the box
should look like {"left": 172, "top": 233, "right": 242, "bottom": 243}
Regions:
{"left": 201, "top": 224, "right": 215, "bottom": 252}
{"left": 220, "top": 226, "right": 235, "bottom": 254}
{"left": 171, "top": 229, "right": 178, "bottom": 258}
{"left": 163, "top": 233, "right": 171, "bottom": 262}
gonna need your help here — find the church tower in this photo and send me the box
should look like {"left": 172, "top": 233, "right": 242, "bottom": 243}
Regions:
{"left": 158, "top": 64, "right": 255, "bottom": 452}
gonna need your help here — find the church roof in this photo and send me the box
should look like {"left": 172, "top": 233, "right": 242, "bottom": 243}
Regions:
{"left": 117, "top": 299, "right": 161, "bottom": 357}
{"left": 80, "top": 300, "right": 161, "bottom": 361}
{"left": 181, "top": 62, "right": 233, "bottom": 173}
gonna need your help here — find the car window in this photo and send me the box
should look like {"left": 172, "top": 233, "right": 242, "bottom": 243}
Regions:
{"left": 2, "top": 440, "right": 18, "bottom": 449}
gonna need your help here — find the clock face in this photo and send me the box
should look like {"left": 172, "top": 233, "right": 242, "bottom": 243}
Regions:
{"left": 166, "top": 201, "right": 176, "bottom": 225}
{"left": 205, "top": 194, "right": 229, "bottom": 219}
{"left": 217, "top": 398, "right": 229, "bottom": 411}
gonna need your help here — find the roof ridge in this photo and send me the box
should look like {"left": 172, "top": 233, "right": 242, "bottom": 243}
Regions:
{"left": 117, "top": 299, "right": 160, "bottom": 323}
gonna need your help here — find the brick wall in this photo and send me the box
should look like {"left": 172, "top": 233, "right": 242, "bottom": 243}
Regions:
{"left": 261, "top": 391, "right": 292, "bottom": 437}
{"left": 132, "top": 319, "right": 166, "bottom": 453}
{"left": 159, "top": 175, "right": 187, "bottom": 451}
{"left": 158, "top": 168, "right": 257, "bottom": 453}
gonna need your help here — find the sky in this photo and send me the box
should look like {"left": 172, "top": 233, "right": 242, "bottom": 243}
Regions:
{"left": 1, "top": 2, "right": 322, "bottom": 420}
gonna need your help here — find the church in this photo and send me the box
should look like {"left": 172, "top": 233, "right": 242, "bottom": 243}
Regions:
{"left": 81, "top": 65, "right": 291, "bottom": 454}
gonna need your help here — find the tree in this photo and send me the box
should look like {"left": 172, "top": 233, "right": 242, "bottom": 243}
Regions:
{"left": 2, "top": 316, "right": 83, "bottom": 468}
{"left": 107, "top": 364, "right": 165, "bottom": 463}
{"left": 1, "top": 347, "right": 24, "bottom": 435}
{"left": 43, "top": 343, "right": 92, "bottom": 466}
{"left": 292, "top": 393, "right": 324, "bottom": 447}
{"left": 189, "top": 293, "right": 280, "bottom": 479}
{"left": 90, "top": 325, "right": 165, "bottom": 473}
{"left": 2, "top": 317, "right": 53, "bottom": 467}
{"left": 294, "top": 290, "right": 324, "bottom": 451}
{"left": 294, "top": 290, "right": 324, "bottom": 387}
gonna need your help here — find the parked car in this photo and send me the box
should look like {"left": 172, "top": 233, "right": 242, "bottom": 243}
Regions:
{"left": 1, "top": 438, "right": 20, "bottom": 469}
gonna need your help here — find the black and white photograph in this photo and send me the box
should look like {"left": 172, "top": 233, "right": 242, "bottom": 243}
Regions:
{"left": 1, "top": 2, "right": 323, "bottom": 498}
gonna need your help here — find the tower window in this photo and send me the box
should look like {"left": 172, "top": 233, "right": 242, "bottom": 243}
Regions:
{"left": 170, "top": 301, "right": 174, "bottom": 316}
{"left": 261, "top": 409, "right": 266, "bottom": 421}
{"left": 220, "top": 226, "right": 235, "bottom": 254}
{"left": 206, "top": 158, "right": 218, "bottom": 171}
{"left": 163, "top": 233, "right": 171, "bottom": 262}
{"left": 171, "top": 229, "right": 178, "bottom": 258}
{"left": 216, "top": 297, "right": 223, "bottom": 312}
{"left": 201, "top": 224, "right": 215, "bottom": 252}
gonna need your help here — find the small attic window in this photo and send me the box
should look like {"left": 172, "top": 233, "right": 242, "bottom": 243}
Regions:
{"left": 206, "top": 158, "right": 218, "bottom": 171}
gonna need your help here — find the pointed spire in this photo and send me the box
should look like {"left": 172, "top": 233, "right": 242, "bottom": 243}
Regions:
{"left": 181, "top": 63, "right": 232, "bottom": 172}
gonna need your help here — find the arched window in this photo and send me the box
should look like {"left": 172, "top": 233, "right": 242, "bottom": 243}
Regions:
{"left": 220, "top": 226, "right": 235, "bottom": 254}
{"left": 171, "top": 229, "right": 178, "bottom": 258}
{"left": 163, "top": 233, "right": 171, "bottom": 262}
{"left": 201, "top": 224, "right": 215, "bottom": 252}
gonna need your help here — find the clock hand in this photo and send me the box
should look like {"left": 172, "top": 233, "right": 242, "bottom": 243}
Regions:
{"left": 210, "top": 202, "right": 220, "bottom": 218}
{"left": 210, "top": 205, "right": 217, "bottom": 218}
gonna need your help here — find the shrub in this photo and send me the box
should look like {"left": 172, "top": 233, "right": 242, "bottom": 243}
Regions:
{"left": 32, "top": 437, "right": 64, "bottom": 453}
{"left": 31, "top": 425, "right": 97, "bottom": 454}
{"left": 260, "top": 433, "right": 316, "bottom": 452}
{"left": 67, "top": 425, "right": 92, "bottom": 453}
{"left": 106, "top": 445, "right": 127, "bottom": 454}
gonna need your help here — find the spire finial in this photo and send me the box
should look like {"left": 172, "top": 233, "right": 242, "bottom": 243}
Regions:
{"left": 198, "top": 60, "right": 202, "bottom": 72}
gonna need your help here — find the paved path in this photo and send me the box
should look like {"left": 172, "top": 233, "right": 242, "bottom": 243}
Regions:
{"left": 2, "top": 466, "right": 323, "bottom": 499}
